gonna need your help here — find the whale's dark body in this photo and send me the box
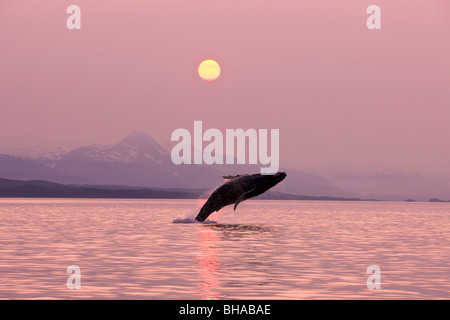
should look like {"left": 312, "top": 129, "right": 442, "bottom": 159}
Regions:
{"left": 195, "top": 172, "right": 287, "bottom": 222}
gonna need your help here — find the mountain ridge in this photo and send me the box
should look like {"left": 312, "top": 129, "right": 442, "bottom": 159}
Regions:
{"left": 3, "top": 131, "right": 447, "bottom": 200}
{"left": 0, "top": 131, "right": 346, "bottom": 197}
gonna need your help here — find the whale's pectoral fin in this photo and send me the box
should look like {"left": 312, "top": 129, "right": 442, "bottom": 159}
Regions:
{"left": 234, "top": 188, "right": 257, "bottom": 211}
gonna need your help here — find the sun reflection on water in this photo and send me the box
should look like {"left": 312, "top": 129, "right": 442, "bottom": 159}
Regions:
{"left": 194, "top": 225, "right": 225, "bottom": 300}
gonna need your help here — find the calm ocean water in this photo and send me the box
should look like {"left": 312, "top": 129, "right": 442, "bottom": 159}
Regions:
{"left": 0, "top": 198, "right": 448, "bottom": 299}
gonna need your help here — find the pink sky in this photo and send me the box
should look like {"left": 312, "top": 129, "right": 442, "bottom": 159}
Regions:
{"left": 1, "top": 0, "right": 449, "bottom": 176}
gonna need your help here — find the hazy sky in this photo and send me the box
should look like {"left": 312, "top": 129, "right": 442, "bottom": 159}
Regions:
{"left": 1, "top": 0, "right": 449, "bottom": 176}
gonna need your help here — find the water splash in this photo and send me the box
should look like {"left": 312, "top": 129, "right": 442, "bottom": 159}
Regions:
{"left": 172, "top": 186, "right": 220, "bottom": 224}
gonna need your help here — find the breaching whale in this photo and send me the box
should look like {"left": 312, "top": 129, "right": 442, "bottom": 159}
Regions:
{"left": 194, "top": 172, "right": 287, "bottom": 222}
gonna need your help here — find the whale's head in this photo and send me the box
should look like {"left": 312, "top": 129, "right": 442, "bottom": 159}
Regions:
{"left": 273, "top": 171, "right": 287, "bottom": 183}
{"left": 258, "top": 171, "right": 287, "bottom": 188}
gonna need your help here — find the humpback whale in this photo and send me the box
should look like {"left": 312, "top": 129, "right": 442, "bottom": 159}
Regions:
{"left": 195, "top": 172, "right": 287, "bottom": 222}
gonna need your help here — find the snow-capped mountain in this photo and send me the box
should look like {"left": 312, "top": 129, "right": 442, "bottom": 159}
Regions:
{"left": 0, "top": 154, "right": 67, "bottom": 182}
{"left": 53, "top": 131, "right": 212, "bottom": 188}
{"left": 0, "top": 146, "right": 66, "bottom": 162}
{"left": 60, "top": 131, "right": 168, "bottom": 164}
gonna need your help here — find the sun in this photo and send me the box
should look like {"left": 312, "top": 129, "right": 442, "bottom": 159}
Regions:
{"left": 198, "top": 59, "right": 221, "bottom": 82}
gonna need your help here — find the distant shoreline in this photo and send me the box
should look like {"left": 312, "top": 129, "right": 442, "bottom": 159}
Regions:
{"left": 0, "top": 177, "right": 448, "bottom": 202}
{"left": 0, "top": 177, "right": 371, "bottom": 202}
